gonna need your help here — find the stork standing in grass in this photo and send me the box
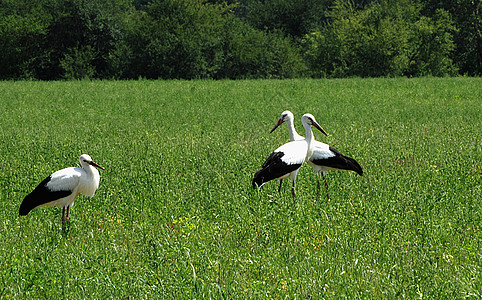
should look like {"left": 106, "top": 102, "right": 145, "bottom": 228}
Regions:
{"left": 253, "top": 113, "right": 328, "bottom": 197}
{"left": 270, "top": 111, "right": 363, "bottom": 199}
{"left": 19, "top": 154, "right": 105, "bottom": 225}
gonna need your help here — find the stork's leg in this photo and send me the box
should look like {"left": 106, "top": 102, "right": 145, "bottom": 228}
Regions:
{"left": 62, "top": 207, "right": 66, "bottom": 225}
{"left": 291, "top": 181, "right": 296, "bottom": 198}
{"left": 66, "top": 206, "right": 71, "bottom": 224}
{"left": 322, "top": 173, "right": 330, "bottom": 200}
{"left": 278, "top": 179, "right": 283, "bottom": 194}
{"left": 316, "top": 178, "right": 321, "bottom": 196}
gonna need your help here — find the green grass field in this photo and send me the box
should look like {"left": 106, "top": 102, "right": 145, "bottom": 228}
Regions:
{"left": 0, "top": 78, "right": 480, "bottom": 298}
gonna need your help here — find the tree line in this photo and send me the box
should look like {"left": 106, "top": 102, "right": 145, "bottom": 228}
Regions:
{"left": 0, "top": 0, "right": 480, "bottom": 80}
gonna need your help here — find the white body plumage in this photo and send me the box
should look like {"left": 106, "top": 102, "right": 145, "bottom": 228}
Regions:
{"left": 41, "top": 163, "right": 100, "bottom": 208}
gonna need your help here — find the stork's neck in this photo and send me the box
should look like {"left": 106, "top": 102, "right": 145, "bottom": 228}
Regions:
{"left": 82, "top": 164, "right": 101, "bottom": 189}
{"left": 286, "top": 119, "right": 303, "bottom": 141}
{"left": 82, "top": 164, "right": 97, "bottom": 177}
{"left": 304, "top": 123, "right": 315, "bottom": 142}
{"left": 78, "top": 163, "right": 101, "bottom": 196}
{"left": 303, "top": 122, "right": 315, "bottom": 159}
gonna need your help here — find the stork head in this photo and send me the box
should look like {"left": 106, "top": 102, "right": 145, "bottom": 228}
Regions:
{"left": 301, "top": 113, "right": 328, "bottom": 136}
{"left": 270, "top": 110, "right": 294, "bottom": 133}
{"left": 80, "top": 154, "right": 105, "bottom": 170}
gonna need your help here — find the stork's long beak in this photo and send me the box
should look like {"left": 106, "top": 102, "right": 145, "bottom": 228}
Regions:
{"left": 89, "top": 160, "right": 106, "bottom": 170}
{"left": 270, "top": 118, "right": 284, "bottom": 133}
{"left": 312, "top": 121, "right": 329, "bottom": 136}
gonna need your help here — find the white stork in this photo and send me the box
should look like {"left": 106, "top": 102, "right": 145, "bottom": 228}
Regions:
{"left": 270, "top": 110, "right": 363, "bottom": 199}
{"left": 253, "top": 113, "right": 328, "bottom": 197}
{"left": 19, "top": 154, "right": 105, "bottom": 225}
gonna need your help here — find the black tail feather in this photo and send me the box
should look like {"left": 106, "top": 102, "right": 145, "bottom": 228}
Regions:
{"left": 19, "top": 196, "right": 34, "bottom": 216}
{"left": 313, "top": 146, "right": 363, "bottom": 176}
{"left": 252, "top": 168, "right": 265, "bottom": 188}
{"left": 19, "top": 176, "right": 72, "bottom": 216}
{"left": 345, "top": 156, "right": 363, "bottom": 176}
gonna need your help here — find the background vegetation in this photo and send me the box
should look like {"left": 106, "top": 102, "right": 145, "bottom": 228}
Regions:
{"left": 0, "top": 0, "right": 480, "bottom": 80}
{"left": 0, "top": 78, "right": 481, "bottom": 297}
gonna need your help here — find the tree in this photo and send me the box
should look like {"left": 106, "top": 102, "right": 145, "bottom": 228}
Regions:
{"left": 109, "top": 0, "right": 306, "bottom": 79}
{"left": 302, "top": 0, "right": 457, "bottom": 77}
{"left": 421, "top": 0, "right": 481, "bottom": 75}
{"left": 406, "top": 9, "right": 457, "bottom": 76}
{"left": 40, "top": 0, "right": 128, "bottom": 79}
{"left": 0, "top": 0, "right": 51, "bottom": 79}
{"left": 219, "top": 19, "right": 307, "bottom": 79}
{"left": 0, "top": 0, "right": 130, "bottom": 80}
{"left": 235, "top": 0, "right": 330, "bottom": 41}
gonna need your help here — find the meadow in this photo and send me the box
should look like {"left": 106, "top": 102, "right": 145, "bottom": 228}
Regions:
{"left": 0, "top": 78, "right": 480, "bottom": 298}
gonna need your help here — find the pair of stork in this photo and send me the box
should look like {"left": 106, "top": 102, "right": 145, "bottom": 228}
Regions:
{"left": 252, "top": 111, "right": 363, "bottom": 198}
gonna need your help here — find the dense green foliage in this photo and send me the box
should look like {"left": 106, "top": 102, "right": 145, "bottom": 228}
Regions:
{"left": 0, "top": 78, "right": 481, "bottom": 297}
{"left": 303, "top": 0, "right": 457, "bottom": 77}
{"left": 0, "top": 0, "right": 480, "bottom": 79}
{"left": 421, "top": 0, "right": 482, "bottom": 76}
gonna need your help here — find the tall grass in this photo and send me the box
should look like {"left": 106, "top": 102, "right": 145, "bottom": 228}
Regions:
{"left": 0, "top": 78, "right": 480, "bottom": 298}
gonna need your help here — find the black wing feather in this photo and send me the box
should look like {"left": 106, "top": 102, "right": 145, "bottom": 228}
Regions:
{"left": 19, "top": 176, "right": 73, "bottom": 216}
{"left": 253, "top": 152, "right": 302, "bottom": 188}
